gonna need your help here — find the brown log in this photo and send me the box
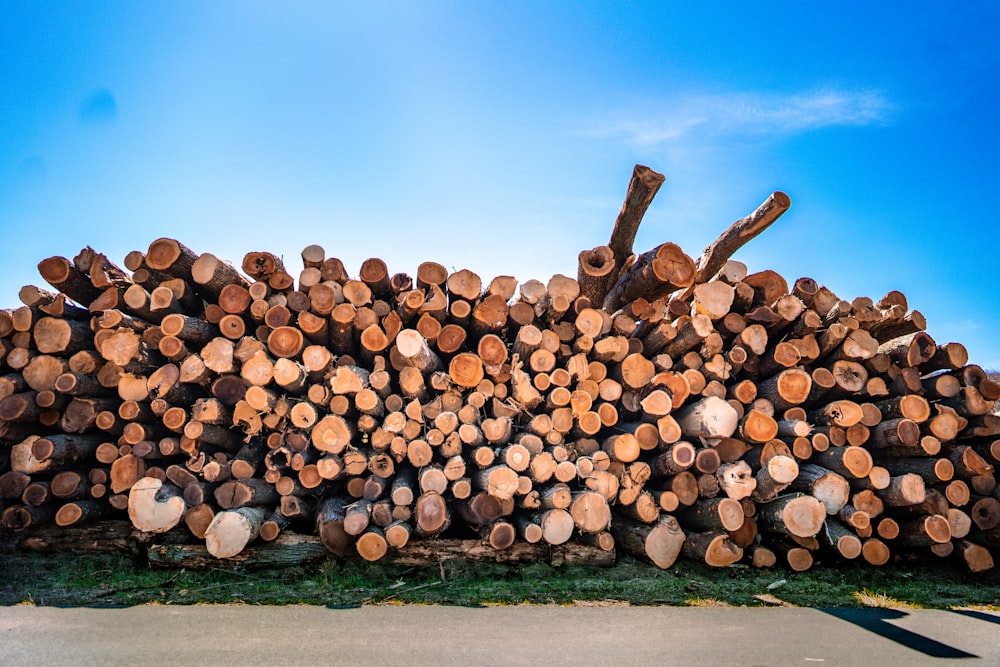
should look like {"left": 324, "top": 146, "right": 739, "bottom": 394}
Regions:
{"left": 678, "top": 496, "right": 745, "bottom": 532}
{"left": 37, "top": 256, "right": 103, "bottom": 305}
{"left": 898, "top": 514, "right": 952, "bottom": 547}
{"left": 790, "top": 464, "right": 849, "bottom": 514}
{"left": 32, "top": 317, "right": 92, "bottom": 356}
{"left": 751, "top": 455, "right": 799, "bottom": 502}
{"left": 875, "top": 473, "right": 926, "bottom": 507}
{"left": 385, "top": 537, "right": 614, "bottom": 566}
{"left": 52, "top": 500, "right": 110, "bottom": 527}
{"left": 810, "top": 445, "right": 873, "bottom": 479}
{"left": 315, "top": 497, "right": 353, "bottom": 557}
{"left": 956, "top": 539, "right": 995, "bottom": 573}
{"left": 570, "top": 490, "right": 612, "bottom": 534}
{"left": 690, "top": 191, "right": 792, "bottom": 289}
{"left": 971, "top": 497, "right": 1000, "bottom": 530}
{"left": 612, "top": 514, "right": 686, "bottom": 569}
{"left": 0, "top": 391, "right": 44, "bottom": 423}
{"left": 30, "top": 433, "right": 102, "bottom": 466}
{"left": 214, "top": 478, "right": 279, "bottom": 509}
{"left": 395, "top": 328, "right": 443, "bottom": 375}
{"left": 604, "top": 243, "right": 696, "bottom": 312}
{"left": 949, "top": 444, "right": 994, "bottom": 479}
{"left": 449, "top": 353, "right": 484, "bottom": 389}
{"left": 472, "top": 464, "right": 519, "bottom": 501}
{"left": 189, "top": 252, "right": 248, "bottom": 297}
{"left": 24, "top": 355, "right": 71, "bottom": 393}
{"left": 756, "top": 368, "right": 812, "bottom": 412}
{"left": 757, "top": 493, "right": 826, "bottom": 537}
{"left": 715, "top": 461, "right": 756, "bottom": 500}
{"left": 681, "top": 529, "right": 743, "bottom": 567}
{"left": 414, "top": 491, "right": 451, "bottom": 537}
{"left": 819, "top": 519, "right": 863, "bottom": 559}
{"left": 605, "top": 164, "right": 666, "bottom": 277}
{"left": 878, "top": 457, "right": 954, "bottom": 484}
{"left": 577, "top": 245, "right": 617, "bottom": 307}
{"left": 866, "top": 418, "right": 921, "bottom": 450}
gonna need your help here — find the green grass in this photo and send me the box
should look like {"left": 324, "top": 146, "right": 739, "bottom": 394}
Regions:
{"left": 2, "top": 550, "right": 998, "bottom": 609}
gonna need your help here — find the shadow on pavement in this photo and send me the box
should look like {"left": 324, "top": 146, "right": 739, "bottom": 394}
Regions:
{"left": 948, "top": 609, "right": 1000, "bottom": 626}
{"left": 821, "top": 608, "right": 977, "bottom": 659}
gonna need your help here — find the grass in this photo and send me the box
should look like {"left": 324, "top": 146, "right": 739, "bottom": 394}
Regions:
{"left": 2, "top": 550, "right": 998, "bottom": 610}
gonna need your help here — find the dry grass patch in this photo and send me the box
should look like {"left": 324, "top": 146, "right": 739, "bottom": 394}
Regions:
{"left": 853, "top": 588, "right": 922, "bottom": 610}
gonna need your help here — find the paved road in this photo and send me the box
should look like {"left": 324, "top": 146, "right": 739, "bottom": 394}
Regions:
{"left": 2, "top": 604, "right": 999, "bottom": 666}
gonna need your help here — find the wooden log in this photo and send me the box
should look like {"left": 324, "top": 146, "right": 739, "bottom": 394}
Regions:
{"left": 752, "top": 455, "right": 799, "bottom": 502}
{"left": 30, "top": 433, "right": 103, "bottom": 466}
{"left": 897, "top": 514, "right": 952, "bottom": 548}
{"left": 530, "top": 508, "right": 572, "bottom": 545}
{"left": 677, "top": 496, "right": 745, "bottom": 532}
{"left": 790, "top": 464, "right": 850, "bottom": 514}
{"left": 606, "top": 164, "right": 666, "bottom": 276}
{"left": 716, "top": 461, "right": 756, "bottom": 500}
{"left": 394, "top": 328, "right": 443, "bottom": 374}
{"left": 681, "top": 529, "right": 743, "bottom": 567}
{"left": 970, "top": 497, "right": 1000, "bottom": 531}
{"left": 604, "top": 243, "right": 696, "bottom": 312}
{"left": 473, "top": 465, "right": 519, "bottom": 501}
{"left": 315, "top": 497, "right": 353, "bottom": 557}
{"left": 673, "top": 396, "right": 739, "bottom": 442}
{"left": 689, "top": 191, "right": 791, "bottom": 288}
{"left": 810, "top": 445, "right": 873, "bottom": 479}
{"left": 204, "top": 506, "right": 266, "bottom": 559}
{"left": 756, "top": 368, "right": 812, "bottom": 411}
{"left": 955, "top": 539, "right": 995, "bottom": 573}
{"left": 449, "top": 352, "right": 484, "bottom": 389}
{"left": 577, "top": 245, "right": 617, "bottom": 307}
{"left": 37, "top": 256, "right": 102, "bottom": 305}
{"left": 386, "top": 538, "right": 614, "bottom": 567}
{"left": 213, "top": 478, "right": 279, "bottom": 509}
{"left": 878, "top": 457, "right": 954, "bottom": 484}
{"left": 611, "top": 514, "right": 686, "bottom": 569}
{"left": 570, "top": 490, "right": 612, "bottom": 534}
{"left": 54, "top": 500, "right": 111, "bottom": 527}
{"left": 819, "top": 519, "right": 863, "bottom": 559}
{"left": 127, "top": 477, "right": 186, "bottom": 533}
{"left": 757, "top": 493, "right": 826, "bottom": 537}
{"left": 414, "top": 491, "right": 451, "bottom": 537}
{"left": 33, "top": 317, "right": 92, "bottom": 356}
{"left": 877, "top": 473, "right": 926, "bottom": 507}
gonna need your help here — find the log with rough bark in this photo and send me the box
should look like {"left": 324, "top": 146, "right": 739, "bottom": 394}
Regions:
{"left": 681, "top": 529, "right": 743, "bottom": 567}
{"left": 757, "top": 493, "right": 826, "bottom": 538}
{"left": 611, "top": 514, "right": 685, "bottom": 568}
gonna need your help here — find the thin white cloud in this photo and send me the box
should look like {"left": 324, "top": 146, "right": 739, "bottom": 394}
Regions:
{"left": 587, "top": 88, "right": 893, "bottom": 147}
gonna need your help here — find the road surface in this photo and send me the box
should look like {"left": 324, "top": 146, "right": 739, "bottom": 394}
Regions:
{"left": 2, "top": 604, "right": 999, "bottom": 665}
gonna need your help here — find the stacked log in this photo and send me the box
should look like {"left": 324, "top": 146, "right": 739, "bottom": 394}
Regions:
{"left": 1, "top": 167, "right": 998, "bottom": 576}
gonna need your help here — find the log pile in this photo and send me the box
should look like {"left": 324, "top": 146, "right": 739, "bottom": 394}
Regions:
{"left": 2, "top": 164, "right": 998, "bottom": 574}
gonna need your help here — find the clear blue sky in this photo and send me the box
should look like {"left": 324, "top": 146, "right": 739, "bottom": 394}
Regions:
{"left": 2, "top": 2, "right": 998, "bottom": 368}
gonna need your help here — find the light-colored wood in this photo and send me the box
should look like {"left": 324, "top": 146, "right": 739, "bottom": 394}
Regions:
{"left": 126, "top": 476, "right": 187, "bottom": 534}
{"left": 757, "top": 493, "right": 826, "bottom": 538}
{"left": 205, "top": 506, "right": 266, "bottom": 558}
{"left": 674, "top": 396, "right": 739, "bottom": 442}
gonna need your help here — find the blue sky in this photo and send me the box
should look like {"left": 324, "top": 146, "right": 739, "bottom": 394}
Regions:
{"left": 2, "top": 2, "right": 998, "bottom": 368}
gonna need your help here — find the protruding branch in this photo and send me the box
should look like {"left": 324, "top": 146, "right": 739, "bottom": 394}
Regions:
{"left": 608, "top": 164, "right": 666, "bottom": 272}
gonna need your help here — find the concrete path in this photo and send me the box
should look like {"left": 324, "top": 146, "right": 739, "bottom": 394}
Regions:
{"left": 2, "top": 604, "right": 999, "bottom": 666}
